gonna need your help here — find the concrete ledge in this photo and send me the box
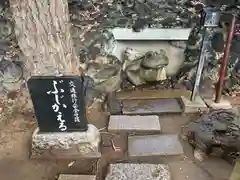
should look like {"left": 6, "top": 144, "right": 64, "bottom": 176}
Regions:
{"left": 58, "top": 174, "right": 96, "bottom": 180}
{"left": 112, "top": 28, "right": 191, "bottom": 40}
{"left": 31, "top": 124, "right": 101, "bottom": 159}
{"left": 108, "top": 115, "right": 161, "bottom": 133}
{"left": 204, "top": 98, "right": 232, "bottom": 109}
{"left": 116, "top": 89, "right": 191, "bottom": 100}
{"left": 180, "top": 96, "right": 208, "bottom": 113}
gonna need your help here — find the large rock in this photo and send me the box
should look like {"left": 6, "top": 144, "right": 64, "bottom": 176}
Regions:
{"left": 105, "top": 163, "right": 171, "bottom": 180}
{"left": 0, "top": 59, "right": 23, "bottom": 93}
{"left": 94, "top": 66, "right": 122, "bottom": 93}
{"left": 186, "top": 110, "right": 240, "bottom": 164}
{"left": 0, "top": 18, "right": 13, "bottom": 40}
{"left": 86, "top": 55, "right": 122, "bottom": 93}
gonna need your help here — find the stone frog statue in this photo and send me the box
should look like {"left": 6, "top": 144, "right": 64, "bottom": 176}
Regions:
{"left": 84, "top": 48, "right": 169, "bottom": 92}
{"left": 123, "top": 48, "right": 169, "bottom": 86}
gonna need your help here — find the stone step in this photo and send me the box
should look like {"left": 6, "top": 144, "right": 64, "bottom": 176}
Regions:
{"left": 105, "top": 163, "right": 171, "bottom": 180}
{"left": 116, "top": 89, "right": 191, "bottom": 100}
{"left": 108, "top": 115, "right": 161, "bottom": 134}
{"left": 128, "top": 134, "right": 184, "bottom": 158}
{"left": 122, "top": 99, "right": 183, "bottom": 115}
{"left": 58, "top": 174, "right": 96, "bottom": 180}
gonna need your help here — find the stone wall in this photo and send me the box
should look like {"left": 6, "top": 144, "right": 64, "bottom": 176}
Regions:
{"left": 0, "top": 0, "right": 239, "bottom": 96}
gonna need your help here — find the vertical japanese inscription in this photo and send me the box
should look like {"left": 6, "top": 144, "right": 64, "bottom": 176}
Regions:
{"left": 47, "top": 80, "right": 68, "bottom": 132}
{"left": 28, "top": 76, "right": 89, "bottom": 132}
{"left": 69, "top": 80, "right": 80, "bottom": 123}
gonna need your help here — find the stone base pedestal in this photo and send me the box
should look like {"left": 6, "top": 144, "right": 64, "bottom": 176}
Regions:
{"left": 180, "top": 96, "right": 208, "bottom": 113}
{"left": 204, "top": 99, "right": 232, "bottom": 109}
{"left": 31, "top": 124, "right": 101, "bottom": 159}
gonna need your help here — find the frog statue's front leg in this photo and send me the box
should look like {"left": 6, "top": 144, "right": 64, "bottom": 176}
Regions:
{"left": 123, "top": 48, "right": 146, "bottom": 86}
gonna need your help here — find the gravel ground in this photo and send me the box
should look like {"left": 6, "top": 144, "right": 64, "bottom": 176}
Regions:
{"left": 0, "top": 93, "right": 237, "bottom": 180}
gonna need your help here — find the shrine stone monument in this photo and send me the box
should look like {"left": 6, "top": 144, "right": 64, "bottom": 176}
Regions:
{"left": 27, "top": 76, "right": 100, "bottom": 159}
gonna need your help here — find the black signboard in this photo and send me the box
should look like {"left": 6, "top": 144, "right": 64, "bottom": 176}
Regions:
{"left": 27, "top": 76, "right": 88, "bottom": 133}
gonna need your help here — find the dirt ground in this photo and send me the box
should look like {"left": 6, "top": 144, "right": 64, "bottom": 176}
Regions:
{"left": 0, "top": 94, "right": 236, "bottom": 180}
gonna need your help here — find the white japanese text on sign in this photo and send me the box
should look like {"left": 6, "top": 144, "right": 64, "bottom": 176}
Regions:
{"left": 47, "top": 80, "right": 67, "bottom": 131}
{"left": 69, "top": 81, "right": 80, "bottom": 123}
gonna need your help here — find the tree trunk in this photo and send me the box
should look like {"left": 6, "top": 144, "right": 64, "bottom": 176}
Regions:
{"left": 9, "top": 0, "right": 80, "bottom": 77}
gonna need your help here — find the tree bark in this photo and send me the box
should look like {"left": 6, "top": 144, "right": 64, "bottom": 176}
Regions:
{"left": 9, "top": 0, "right": 80, "bottom": 77}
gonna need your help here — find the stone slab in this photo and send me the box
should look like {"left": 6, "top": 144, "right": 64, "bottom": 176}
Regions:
{"left": 128, "top": 134, "right": 184, "bottom": 157}
{"left": 180, "top": 96, "right": 208, "bottom": 113}
{"left": 204, "top": 98, "right": 232, "bottom": 109}
{"left": 31, "top": 124, "right": 101, "bottom": 159}
{"left": 58, "top": 174, "right": 96, "bottom": 180}
{"left": 116, "top": 89, "right": 191, "bottom": 100}
{"left": 105, "top": 163, "right": 171, "bottom": 180}
{"left": 122, "top": 99, "right": 182, "bottom": 115}
{"left": 108, "top": 115, "right": 161, "bottom": 133}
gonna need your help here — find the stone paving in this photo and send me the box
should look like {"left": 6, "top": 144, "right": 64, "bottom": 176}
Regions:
{"left": 105, "top": 163, "right": 171, "bottom": 180}
{"left": 0, "top": 91, "right": 237, "bottom": 180}
{"left": 56, "top": 103, "right": 235, "bottom": 180}
{"left": 99, "top": 107, "right": 186, "bottom": 180}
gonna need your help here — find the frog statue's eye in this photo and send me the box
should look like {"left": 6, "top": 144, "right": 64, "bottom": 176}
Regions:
{"left": 145, "top": 51, "right": 153, "bottom": 58}
{"left": 159, "top": 49, "right": 167, "bottom": 56}
{"left": 125, "top": 0, "right": 135, "bottom": 8}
